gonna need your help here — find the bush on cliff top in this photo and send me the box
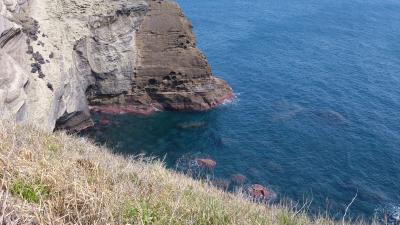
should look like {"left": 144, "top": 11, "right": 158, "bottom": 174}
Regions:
{"left": 0, "top": 120, "right": 375, "bottom": 225}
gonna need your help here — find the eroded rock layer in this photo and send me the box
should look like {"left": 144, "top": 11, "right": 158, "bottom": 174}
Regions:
{"left": 134, "top": 1, "right": 232, "bottom": 111}
{"left": 0, "top": 0, "right": 232, "bottom": 132}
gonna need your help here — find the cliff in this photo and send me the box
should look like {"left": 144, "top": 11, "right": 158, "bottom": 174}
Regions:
{"left": 0, "top": 0, "right": 232, "bottom": 132}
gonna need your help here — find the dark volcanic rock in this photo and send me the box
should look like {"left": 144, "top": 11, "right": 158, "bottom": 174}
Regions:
{"left": 30, "top": 62, "right": 40, "bottom": 73}
{"left": 47, "top": 82, "right": 53, "bottom": 91}
{"left": 38, "top": 71, "right": 45, "bottom": 78}
{"left": 32, "top": 51, "right": 45, "bottom": 64}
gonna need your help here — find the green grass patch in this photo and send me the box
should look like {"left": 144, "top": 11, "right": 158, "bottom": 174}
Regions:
{"left": 10, "top": 180, "right": 50, "bottom": 203}
{"left": 123, "top": 203, "right": 139, "bottom": 222}
{"left": 277, "top": 212, "right": 301, "bottom": 225}
{"left": 123, "top": 201, "right": 157, "bottom": 225}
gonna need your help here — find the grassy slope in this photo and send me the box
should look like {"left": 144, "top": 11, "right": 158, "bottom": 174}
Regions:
{"left": 0, "top": 121, "right": 374, "bottom": 225}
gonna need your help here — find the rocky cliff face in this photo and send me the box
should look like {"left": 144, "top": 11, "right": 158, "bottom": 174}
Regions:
{"left": 0, "top": 0, "right": 232, "bottom": 132}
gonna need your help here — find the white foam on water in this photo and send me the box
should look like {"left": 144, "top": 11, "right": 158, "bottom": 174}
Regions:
{"left": 221, "top": 92, "right": 241, "bottom": 106}
{"left": 375, "top": 204, "right": 400, "bottom": 225}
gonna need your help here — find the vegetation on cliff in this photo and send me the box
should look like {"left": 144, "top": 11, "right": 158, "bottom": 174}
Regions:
{"left": 0, "top": 120, "right": 375, "bottom": 225}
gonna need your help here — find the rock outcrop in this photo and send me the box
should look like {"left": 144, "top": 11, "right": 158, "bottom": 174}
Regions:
{"left": 133, "top": 1, "right": 232, "bottom": 111}
{"left": 0, "top": 0, "right": 232, "bottom": 132}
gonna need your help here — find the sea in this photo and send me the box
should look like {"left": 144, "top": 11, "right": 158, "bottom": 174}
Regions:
{"left": 84, "top": 0, "right": 400, "bottom": 221}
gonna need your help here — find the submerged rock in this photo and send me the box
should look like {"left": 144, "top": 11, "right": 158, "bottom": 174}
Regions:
{"left": 177, "top": 121, "right": 206, "bottom": 130}
{"left": 196, "top": 158, "right": 217, "bottom": 170}
{"left": 311, "top": 109, "right": 348, "bottom": 125}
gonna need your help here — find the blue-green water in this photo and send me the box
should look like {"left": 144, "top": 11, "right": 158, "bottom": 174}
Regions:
{"left": 86, "top": 0, "right": 400, "bottom": 221}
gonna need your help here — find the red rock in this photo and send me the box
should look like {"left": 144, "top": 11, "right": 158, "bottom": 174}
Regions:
{"left": 249, "top": 184, "right": 272, "bottom": 200}
{"left": 196, "top": 158, "right": 217, "bottom": 170}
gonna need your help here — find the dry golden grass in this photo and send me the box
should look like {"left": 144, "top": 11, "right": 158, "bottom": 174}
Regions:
{"left": 0, "top": 120, "right": 377, "bottom": 225}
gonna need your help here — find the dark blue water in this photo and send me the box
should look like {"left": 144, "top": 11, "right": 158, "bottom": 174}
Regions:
{"left": 86, "top": 0, "right": 400, "bottom": 220}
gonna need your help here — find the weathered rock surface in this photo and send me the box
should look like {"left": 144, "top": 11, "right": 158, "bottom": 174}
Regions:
{"left": 133, "top": 1, "right": 232, "bottom": 111}
{"left": 0, "top": 0, "right": 232, "bottom": 132}
{"left": 0, "top": 16, "right": 29, "bottom": 124}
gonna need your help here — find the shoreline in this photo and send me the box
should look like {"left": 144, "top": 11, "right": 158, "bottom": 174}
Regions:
{"left": 89, "top": 105, "right": 159, "bottom": 116}
{"left": 89, "top": 91, "right": 235, "bottom": 116}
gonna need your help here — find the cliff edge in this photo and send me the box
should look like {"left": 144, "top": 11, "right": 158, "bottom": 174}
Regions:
{"left": 0, "top": 0, "right": 233, "bottom": 132}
